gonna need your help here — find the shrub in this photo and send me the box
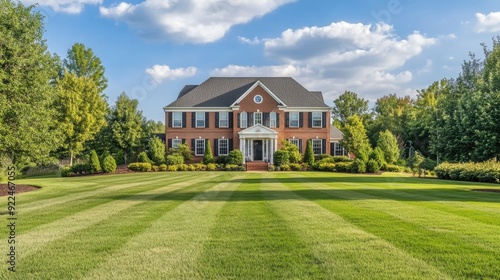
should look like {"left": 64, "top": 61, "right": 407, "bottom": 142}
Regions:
{"left": 207, "top": 163, "right": 217, "bottom": 171}
{"left": 350, "top": 159, "right": 366, "bottom": 173}
{"left": 178, "top": 164, "right": 189, "bottom": 171}
{"left": 159, "top": 164, "right": 167, "bottom": 171}
{"left": 281, "top": 140, "right": 302, "bottom": 163}
{"left": 102, "top": 155, "right": 117, "bottom": 173}
{"left": 318, "top": 163, "right": 336, "bottom": 172}
{"left": 268, "top": 165, "right": 275, "bottom": 171}
{"left": 114, "top": 150, "right": 125, "bottom": 165}
{"left": 366, "top": 159, "right": 380, "bottom": 173}
{"left": 187, "top": 164, "right": 196, "bottom": 171}
{"left": 61, "top": 166, "right": 73, "bottom": 177}
{"left": 148, "top": 136, "right": 165, "bottom": 165}
{"left": 227, "top": 150, "right": 243, "bottom": 165}
{"left": 89, "top": 150, "right": 101, "bottom": 173}
{"left": 289, "top": 163, "right": 302, "bottom": 171}
{"left": 332, "top": 156, "right": 351, "bottom": 163}
{"left": 71, "top": 163, "right": 91, "bottom": 174}
{"left": 128, "top": 162, "right": 152, "bottom": 172}
{"left": 194, "top": 163, "right": 207, "bottom": 171}
{"left": 21, "top": 163, "right": 60, "bottom": 178}
{"left": 151, "top": 165, "right": 159, "bottom": 172}
{"left": 167, "top": 165, "right": 178, "bottom": 172}
{"left": 203, "top": 141, "right": 215, "bottom": 164}
{"left": 225, "top": 164, "right": 239, "bottom": 171}
{"left": 380, "top": 162, "right": 388, "bottom": 171}
{"left": 303, "top": 140, "right": 315, "bottom": 166}
{"left": 216, "top": 155, "right": 228, "bottom": 164}
{"left": 137, "top": 152, "right": 152, "bottom": 163}
{"left": 385, "top": 164, "right": 403, "bottom": 172}
{"left": 314, "top": 154, "right": 331, "bottom": 161}
{"left": 273, "top": 150, "right": 289, "bottom": 167}
{"left": 335, "top": 162, "right": 352, "bottom": 173}
{"left": 370, "top": 147, "right": 386, "bottom": 166}
{"left": 420, "top": 158, "right": 437, "bottom": 171}
{"left": 279, "top": 164, "right": 291, "bottom": 171}
{"left": 434, "top": 160, "right": 500, "bottom": 183}
{"left": 165, "top": 154, "right": 184, "bottom": 165}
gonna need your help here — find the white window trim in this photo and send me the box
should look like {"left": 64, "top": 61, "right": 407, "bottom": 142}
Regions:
{"left": 289, "top": 139, "right": 299, "bottom": 147}
{"left": 172, "top": 112, "right": 182, "bottom": 128}
{"left": 240, "top": 112, "right": 247, "bottom": 128}
{"left": 254, "top": 112, "right": 263, "bottom": 126}
{"left": 289, "top": 112, "right": 299, "bottom": 128}
{"left": 219, "top": 112, "right": 229, "bottom": 128}
{"left": 196, "top": 112, "right": 205, "bottom": 128}
{"left": 172, "top": 139, "right": 182, "bottom": 149}
{"left": 218, "top": 139, "right": 229, "bottom": 156}
{"left": 312, "top": 139, "right": 322, "bottom": 155}
{"left": 270, "top": 112, "right": 277, "bottom": 128}
{"left": 195, "top": 139, "right": 205, "bottom": 156}
{"left": 312, "top": 112, "right": 322, "bottom": 128}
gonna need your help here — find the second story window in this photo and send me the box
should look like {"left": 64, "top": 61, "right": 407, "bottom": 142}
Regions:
{"left": 289, "top": 112, "right": 299, "bottom": 127}
{"left": 219, "top": 112, "right": 229, "bottom": 128}
{"left": 196, "top": 112, "right": 205, "bottom": 128}
{"left": 172, "top": 112, "right": 182, "bottom": 127}
{"left": 312, "top": 112, "right": 322, "bottom": 127}
{"left": 254, "top": 112, "right": 262, "bottom": 125}
{"left": 270, "top": 112, "right": 277, "bottom": 128}
{"left": 240, "top": 112, "right": 247, "bottom": 128}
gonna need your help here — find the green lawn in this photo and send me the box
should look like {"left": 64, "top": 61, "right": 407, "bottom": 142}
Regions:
{"left": 2, "top": 172, "right": 500, "bottom": 279}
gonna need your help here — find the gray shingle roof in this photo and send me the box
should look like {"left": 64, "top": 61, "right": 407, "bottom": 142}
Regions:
{"left": 165, "top": 77, "right": 330, "bottom": 108}
{"left": 330, "top": 125, "right": 344, "bottom": 139}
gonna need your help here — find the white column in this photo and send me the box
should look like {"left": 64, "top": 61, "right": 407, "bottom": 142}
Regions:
{"left": 241, "top": 138, "right": 245, "bottom": 164}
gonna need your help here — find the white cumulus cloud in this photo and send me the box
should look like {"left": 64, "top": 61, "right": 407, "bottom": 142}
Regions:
{"left": 475, "top": 12, "right": 500, "bottom": 33}
{"left": 146, "top": 65, "right": 197, "bottom": 84}
{"left": 215, "top": 21, "right": 436, "bottom": 101}
{"left": 238, "top": 36, "right": 261, "bottom": 45}
{"left": 20, "top": 0, "right": 102, "bottom": 14}
{"left": 99, "top": 0, "right": 294, "bottom": 43}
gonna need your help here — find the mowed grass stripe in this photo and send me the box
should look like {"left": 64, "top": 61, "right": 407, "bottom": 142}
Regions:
{"left": 281, "top": 173, "right": 500, "bottom": 279}
{"left": 16, "top": 173, "right": 223, "bottom": 260}
{"left": 18, "top": 173, "right": 193, "bottom": 213}
{"left": 261, "top": 173, "right": 451, "bottom": 279}
{"left": 83, "top": 175, "right": 244, "bottom": 280}
{"left": 197, "top": 173, "right": 330, "bottom": 279}
{"left": 17, "top": 174, "right": 194, "bottom": 232}
{"left": 11, "top": 174, "right": 227, "bottom": 280}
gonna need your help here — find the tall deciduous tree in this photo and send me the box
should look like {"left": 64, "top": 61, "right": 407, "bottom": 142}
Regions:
{"left": 109, "top": 93, "right": 144, "bottom": 164}
{"left": 332, "top": 91, "right": 370, "bottom": 129}
{"left": 55, "top": 72, "right": 107, "bottom": 165}
{"left": 0, "top": 0, "right": 61, "bottom": 165}
{"left": 340, "top": 115, "right": 372, "bottom": 162}
{"left": 63, "top": 43, "right": 108, "bottom": 93}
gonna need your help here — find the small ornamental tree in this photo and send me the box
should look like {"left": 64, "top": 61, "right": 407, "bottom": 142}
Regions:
{"left": 137, "top": 151, "right": 152, "bottom": 163}
{"left": 203, "top": 141, "right": 215, "bottom": 164}
{"left": 303, "top": 140, "right": 315, "bottom": 166}
{"left": 377, "top": 130, "right": 400, "bottom": 164}
{"left": 227, "top": 149, "right": 243, "bottom": 165}
{"left": 281, "top": 140, "right": 301, "bottom": 163}
{"left": 89, "top": 150, "right": 101, "bottom": 173}
{"left": 102, "top": 155, "right": 117, "bottom": 173}
{"left": 273, "top": 150, "right": 290, "bottom": 167}
{"left": 148, "top": 136, "right": 165, "bottom": 165}
{"left": 168, "top": 143, "right": 193, "bottom": 161}
{"left": 370, "top": 147, "right": 386, "bottom": 166}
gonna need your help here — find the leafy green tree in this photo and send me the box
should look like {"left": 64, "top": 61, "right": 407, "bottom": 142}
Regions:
{"left": 89, "top": 150, "right": 101, "bottom": 173}
{"left": 227, "top": 150, "right": 243, "bottom": 165}
{"left": 55, "top": 72, "right": 107, "bottom": 165}
{"left": 0, "top": 0, "right": 61, "bottom": 165}
{"left": 303, "top": 140, "right": 315, "bottom": 166}
{"left": 340, "top": 115, "right": 372, "bottom": 162}
{"left": 332, "top": 91, "right": 371, "bottom": 129}
{"left": 280, "top": 140, "right": 301, "bottom": 163}
{"left": 137, "top": 151, "right": 152, "bottom": 163}
{"left": 273, "top": 150, "right": 290, "bottom": 167}
{"left": 370, "top": 147, "right": 386, "bottom": 166}
{"left": 147, "top": 136, "right": 165, "bottom": 165}
{"left": 376, "top": 130, "right": 400, "bottom": 164}
{"left": 63, "top": 43, "right": 108, "bottom": 93}
{"left": 109, "top": 93, "right": 144, "bottom": 164}
{"left": 203, "top": 141, "right": 214, "bottom": 164}
{"left": 169, "top": 143, "right": 193, "bottom": 161}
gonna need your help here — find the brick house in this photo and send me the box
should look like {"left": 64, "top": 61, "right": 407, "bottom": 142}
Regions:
{"left": 163, "top": 77, "right": 347, "bottom": 164}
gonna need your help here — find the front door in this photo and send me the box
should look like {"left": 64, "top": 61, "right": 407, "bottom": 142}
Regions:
{"left": 254, "top": 140, "right": 263, "bottom": 161}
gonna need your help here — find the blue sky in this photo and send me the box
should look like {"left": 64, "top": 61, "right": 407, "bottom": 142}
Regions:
{"left": 22, "top": 0, "right": 500, "bottom": 122}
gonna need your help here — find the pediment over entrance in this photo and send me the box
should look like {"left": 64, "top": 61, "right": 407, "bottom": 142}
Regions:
{"left": 238, "top": 124, "right": 278, "bottom": 139}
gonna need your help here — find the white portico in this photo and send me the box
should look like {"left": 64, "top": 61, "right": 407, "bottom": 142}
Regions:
{"left": 238, "top": 124, "right": 278, "bottom": 164}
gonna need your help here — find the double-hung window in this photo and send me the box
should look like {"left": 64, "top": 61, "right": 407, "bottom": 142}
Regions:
{"left": 195, "top": 139, "right": 205, "bottom": 156}
{"left": 335, "top": 143, "right": 347, "bottom": 156}
{"left": 196, "top": 112, "right": 205, "bottom": 128}
{"left": 254, "top": 112, "right": 263, "bottom": 125}
{"left": 218, "top": 139, "right": 229, "bottom": 156}
{"left": 219, "top": 112, "right": 229, "bottom": 128}
{"left": 240, "top": 112, "right": 247, "bottom": 128}
{"left": 312, "top": 112, "right": 322, "bottom": 127}
{"left": 172, "top": 112, "right": 182, "bottom": 127}
{"left": 312, "top": 139, "right": 322, "bottom": 155}
{"left": 270, "top": 112, "right": 277, "bottom": 128}
{"left": 289, "top": 112, "right": 299, "bottom": 127}
{"left": 289, "top": 139, "right": 300, "bottom": 147}
{"left": 172, "top": 139, "right": 182, "bottom": 149}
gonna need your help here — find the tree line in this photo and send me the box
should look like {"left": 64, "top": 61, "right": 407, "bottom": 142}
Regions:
{"left": 334, "top": 38, "right": 500, "bottom": 165}
{"left": 0, "top": 1, "right": 164, "bottom": 172}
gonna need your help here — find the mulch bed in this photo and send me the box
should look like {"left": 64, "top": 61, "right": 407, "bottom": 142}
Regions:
{"left": 472, "top": 189, "right": 500, "bottom": 193}
{"left": 0, "top": 184, "right": 40, "bottom": 196}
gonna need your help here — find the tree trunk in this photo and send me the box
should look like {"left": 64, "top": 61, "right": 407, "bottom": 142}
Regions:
{"left": 70, "top": 150, "right": 73, "bottom": 166}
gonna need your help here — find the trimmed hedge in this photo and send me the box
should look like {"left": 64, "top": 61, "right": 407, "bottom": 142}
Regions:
{"left": 128, "top": 162, "right": 152, "bottom": 172}
{"left": 350, "top": 159, "right": 366, "bottom": 173}
{"left": 434, "top": 160, "right": 500, "bottom": 183}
